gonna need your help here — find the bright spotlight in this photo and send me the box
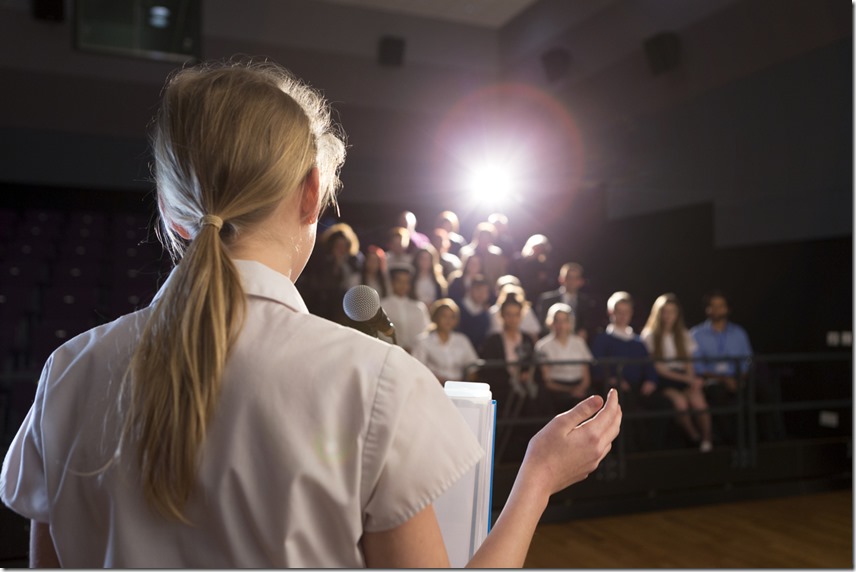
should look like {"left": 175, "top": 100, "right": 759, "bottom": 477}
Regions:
{"left": 467, "top": 163, "right": 515, "bottom": 207}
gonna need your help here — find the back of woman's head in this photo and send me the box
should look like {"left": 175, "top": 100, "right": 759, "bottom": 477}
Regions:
{"left": 127, "top": 59, "right": 346, "bottom": 523}
{"left": 154, "top": 59, "right": 345, "bottom": 253}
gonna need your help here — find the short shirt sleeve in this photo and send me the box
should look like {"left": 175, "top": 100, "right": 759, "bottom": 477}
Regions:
{"left": 360, "top": 346, "right": 483, "bottom": 532}
{"left": 1, "top": 358, "right": 51, "bottom": 522}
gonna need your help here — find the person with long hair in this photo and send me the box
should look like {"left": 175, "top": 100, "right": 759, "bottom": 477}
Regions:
{"left": 348, "top": 244, "right": 390, "bottom": 298}
{"left": 480, "top": 290, "right": 539, "bottom": 401}
{"left": 446, "top": 252, "right": 483, "bottom": 305}
{"left": 641, "top": 293, "right": 713, "bottom": 452}
{"left": 304, "top": 221, "right": 362, "bottom": 322}
{"left": 1, "top": 59, "right": 621, "bottom": 568}
{"left": 412, "top": 244, "right": 448, "bottom": 307}
{"left": 412, "top": 299, "right": 479, "bottom": 384}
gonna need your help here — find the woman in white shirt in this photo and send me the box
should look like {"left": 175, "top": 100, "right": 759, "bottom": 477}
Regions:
{"left": 641, "top": 293, "right": 713, "bottom": 452}
{"left": 412, "top": 298, "right": 479, "bottom": 383}
{"left": 1, "top": 59, "right": 621, "bottom": 568}
{"left": 535, "top": 303, "right": 593, "bottom": 414}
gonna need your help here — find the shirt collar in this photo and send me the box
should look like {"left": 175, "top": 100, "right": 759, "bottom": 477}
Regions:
{"left": 152, "top": 259, "right": 309, "bottom": 314}
{"left": 606, "top": 323, "right": 635, "bottom": 341}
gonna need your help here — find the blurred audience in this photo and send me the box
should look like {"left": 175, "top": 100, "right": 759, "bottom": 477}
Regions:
{"left": 591, "top": 291, "right": 669, "bottom": 450}
{"left": 538, "top": 262, "right": 595, "bottom": 341}
{"left": 380, "top": 265, "right": 430, "bottom": 353}
{"left": 349, "top": 244, "right": 390, "bottom": 298}
{"left": 480, "top": 289, "right": 538, "bottom": 401}
{"left": 511, "top": 234, "right": 554, "bottom": 304}
{"left": 488, "top": 280, "right": 541, "bottom": 339}
{"left": 412, "top": 298, "right": 479, "bottom": 384}
{"left": 459, "top": 222, "right": 507, "bottom": 287}
{"left": 535, "top": 303, "right": 592, "bottom": 415}
{"left": 446, "top": 254, "right": 484, "bottom": 306}
{"left": 396, "top": 210, "right": 431, "bottom": 251}
{"left": 430, "top": 228, "right": 462, "bottom": 279}
{"left": 411, "top": 244, "right": 448, "bottom": 307}
{"left": 385, "top": 226, "right": 412, "bottom": 268}
{"left": 642, "top": 293, "right": 713, "bottom": 452}
{"left": 456, "top": 274, "right": 492, "bottom": 352}
{"left": 434, "top": 210, "right": 466, "bottom": 256}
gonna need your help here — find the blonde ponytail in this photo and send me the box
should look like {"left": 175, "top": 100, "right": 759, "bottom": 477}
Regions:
{"left": 121, "top": 59, "right": 346, "bottom": 522}
{"left": 126, "top": 220, "right": 243, "bottom": 522}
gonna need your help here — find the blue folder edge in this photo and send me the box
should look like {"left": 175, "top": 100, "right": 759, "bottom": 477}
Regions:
{"left": 488, "top": 399, "right": 497, "bottom": 532}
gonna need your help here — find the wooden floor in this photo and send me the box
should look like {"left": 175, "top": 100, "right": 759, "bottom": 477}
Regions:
{"left": 525, "top": 490, "right": 853, "bottom": 568}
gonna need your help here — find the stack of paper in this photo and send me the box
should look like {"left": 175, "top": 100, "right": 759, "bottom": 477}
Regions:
{"left": 434, "top": 381, "right": 497, "bottom": 568}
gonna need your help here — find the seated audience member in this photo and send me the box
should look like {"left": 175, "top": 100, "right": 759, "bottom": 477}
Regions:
{"left": 385, "top": 226, "right": 413, "bottom": 268}
{"left": 535, "top": 303, "right": 593, "bottom": 415}
{"left": 459, "top": 222, "right": 507, "bottom": 286}
{"left": 538, "top": 262, "right": 595, "bottom": 341}
{"left": 303, "top": 222, "right": 362, "bottom": 322}
{"left": 457, "top": 274, "right": 492, "bottom": 351}
{"left": 690, "top": 291, "right": 753, "bottom": 393}
{"left": 512, "top": 234, "right": 554, "bottom": 303}
{"left": 348, "top": 244, "right": 390, "bottom": 298}
{"left": 480, "top": 290, "right": 538, "bottom": 401}
{"left": 396, "top": 210, "right": 431, "bottom": 251}
{"left": 381, "top": 265, "right": 431, "bottom": 353}
{"left": 434, "top": 210, "right": 467, "bottom": 255}
{"left": 430, "top": 228, "right": 462, "bottom": 279}
{"left": 690, "top": 291, "right": 755, "bottom": 443}
{"left": 488, "top": 212, "right": 516, "bottom": 261}
{"left": 489, "top": 280, "right": 541, "bottom": 339}
{"left": 412, "top": 299, "right": 479, "bottom": 384}
{"left": 591, "top": 291, "right": 668, "bottom": 450}
{"left": 642, "top": 294, "right": 713, "bottom": 452}
{"left": 446, "top": 254, "right": 484, "bottom": 305}
{"left": 412, "top": 244, "right": 448, "bottom": 307}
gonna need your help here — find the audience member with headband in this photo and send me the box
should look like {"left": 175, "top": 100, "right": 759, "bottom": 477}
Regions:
{"left": 0, "top": 58, "right": 621, "bottom": 568}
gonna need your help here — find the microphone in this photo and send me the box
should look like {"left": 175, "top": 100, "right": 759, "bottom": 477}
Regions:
{"left": 343, "top": 285, "right": 396, "bottom": 341}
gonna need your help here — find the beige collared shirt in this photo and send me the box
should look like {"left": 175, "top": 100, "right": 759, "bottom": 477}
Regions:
{"left": 1, "top": 260, "right": 482, "bottom": 568}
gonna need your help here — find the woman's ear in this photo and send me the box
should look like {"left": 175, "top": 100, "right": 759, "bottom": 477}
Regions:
{"left": 299, "top": 167, "right": 321, "bottom": 225}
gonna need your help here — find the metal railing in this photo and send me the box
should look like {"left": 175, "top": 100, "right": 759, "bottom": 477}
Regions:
{"left": 465, "top": 352, "right": 852, "bottom": 470}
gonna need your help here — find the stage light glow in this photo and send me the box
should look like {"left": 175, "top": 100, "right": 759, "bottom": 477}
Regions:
{"left": 466, "top": 162, "right": 515, "bottom": 207}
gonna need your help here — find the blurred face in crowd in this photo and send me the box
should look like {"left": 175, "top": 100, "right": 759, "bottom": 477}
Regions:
{"left": 476, "top": 230, "right": 494, "bottom": 247}
{"left": 391, "top": 271, "right": 411, "bottom": 297}
{"left": 611, "top": 300, "right": 633, "bottom": 329}
{"left": 415, "top": 250, "right": 433, "bottom": 274}
{"left": 501, "top": 303, "right": 523, "bottom": 333}
{"left": 431, "top": 231, "right": 449, "bottom": 255}
{"left": 706, "top": 295, "right": 729, "bottom": 322}
{"left": 562, "top": 268, "right": 585, "bottom": 293}
{"left": 661, "top": 302, "right": 679, "bottom": 331}
{"left": 435, "top": 306, "right": 457, "bottom": 334}
{"left": 365, "top": 250, "right": 381, "bottom": 273}
{"left": 397, "top": 211, "right": 416, "bottom": 232}
{"left": 463, "top": 255, "right": 482, "bottom": 277}
{"left": 387, "top": 233, "right": 406, "bottom": 255}
{"left": 552, "top": 311, "right": 573, "bottom": 339}
{"left": 469, "top": 283, "right": 490, "bottom": 306}
{"left": 331, "top": 236, "right": 349, "bottom": 260}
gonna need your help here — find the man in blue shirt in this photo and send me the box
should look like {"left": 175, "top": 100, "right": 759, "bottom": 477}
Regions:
{"left": 690, "top": 291, "right": 753, "bottom": 393}
{"left": 690, "top": 291, "right": 755, "bottom": 444}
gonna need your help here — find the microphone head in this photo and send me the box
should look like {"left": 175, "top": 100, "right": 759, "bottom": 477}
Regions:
{"left": 343, "top": 285, "right": 381, "bottom": 322}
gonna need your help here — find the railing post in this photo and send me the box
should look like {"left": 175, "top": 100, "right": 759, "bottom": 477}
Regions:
{"left": 746, "top": 357, "right": 758, "bottom": 466}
